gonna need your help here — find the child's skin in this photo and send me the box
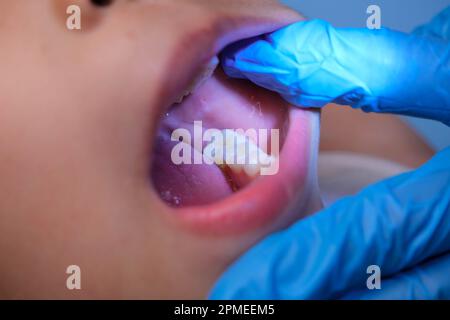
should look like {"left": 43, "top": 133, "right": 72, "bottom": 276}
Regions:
{"left": 0, "top": 1, "right": 433, "bottom": 299}
{"left": 0, "top": 0, "right": 318, "bottom": 299}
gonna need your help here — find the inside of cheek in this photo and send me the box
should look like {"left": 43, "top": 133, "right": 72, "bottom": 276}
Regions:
{"left": 150, "top": 69, "right": 288, "bottom": 208}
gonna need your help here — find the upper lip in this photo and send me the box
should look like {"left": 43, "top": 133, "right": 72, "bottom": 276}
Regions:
{"left": 155, "top": 7, "right": 303, "bottom": 119}
{"left": 150, "top": 10, "right": 312, "bottom": 236}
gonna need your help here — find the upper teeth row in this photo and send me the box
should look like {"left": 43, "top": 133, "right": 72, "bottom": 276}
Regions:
{"left": 175, "top": 56, "right": 219, "bottom": 104}
{"left": 203, "top": 129, "right": 276, "bottom": 177}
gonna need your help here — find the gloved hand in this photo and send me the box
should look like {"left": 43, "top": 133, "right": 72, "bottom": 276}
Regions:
{"left": 211, "top": 7, "right": 450, "bottom": 299}
{"left": 221, "top": 7, "right": 450, "bottom": 126}
{"left": 210, "top": 147, "right": 450, "bottom": 299}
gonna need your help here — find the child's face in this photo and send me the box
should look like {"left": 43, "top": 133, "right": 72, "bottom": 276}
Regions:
{"left": 0, "top": 0, "right": 321, "bottom": 298}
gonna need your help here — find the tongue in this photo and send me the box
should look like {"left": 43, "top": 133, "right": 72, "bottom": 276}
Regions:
{"left": 152, "top": 134, "right": 233, "bottom": 207}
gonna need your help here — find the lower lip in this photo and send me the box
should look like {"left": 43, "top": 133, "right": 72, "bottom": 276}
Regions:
{"left": 162, "top": 107, "right": 314, "bottom": 236}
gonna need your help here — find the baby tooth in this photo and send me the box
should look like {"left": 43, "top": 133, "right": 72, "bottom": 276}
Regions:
{"left": 228, "top": 163, "right": 244, "bottom": 173}
{"left": 247, "top": 146, "right": 261, "bottom": 165}
{"left": 203, "top": 141, "right": 223, "bottom": 165}
{"left": 190, "top": 56, "right": 219, "bottom": 92}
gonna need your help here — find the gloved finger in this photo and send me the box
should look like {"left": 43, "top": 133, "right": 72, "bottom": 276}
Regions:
{"left": 210, "top": 147, "right": 450, "bottom": 299}
{"left": 221, "top": 19, "right": 450, "bottom": 125}
{"left": 413, "top": 6, "right": 450, "bottom": 40}
{"left": 342, "top": 253, "right": 450, "bottom": 300}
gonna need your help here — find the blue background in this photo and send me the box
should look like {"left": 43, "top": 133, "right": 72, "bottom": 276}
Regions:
{"left": 281, "top": 0, "right": 450, "bottom": 150}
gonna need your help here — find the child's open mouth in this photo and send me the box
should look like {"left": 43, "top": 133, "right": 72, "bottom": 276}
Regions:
{"left": 148, "top": 19, "right": 319, "bottom": 235}
{"left": 152, "top": 64, "right": 289, "bottom": 207}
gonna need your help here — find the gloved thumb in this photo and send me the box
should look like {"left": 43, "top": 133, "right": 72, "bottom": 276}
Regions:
{"left": 221, "top": 19, "right": 450, "bottom": 125}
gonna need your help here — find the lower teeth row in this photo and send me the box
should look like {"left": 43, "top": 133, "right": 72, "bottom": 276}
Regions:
{"left": 203, "top": 129, "right": 276, "bottom": 178}
{"left": 175, "top": 56, "right": 219, "bottom": 104}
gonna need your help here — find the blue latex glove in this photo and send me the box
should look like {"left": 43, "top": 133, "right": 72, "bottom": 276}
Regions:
{"left": 221, "top": 7, "right": 450, "bottom": 125}
{"left": 211, "top": 8, "right": 450, "bottom": 299}
{"left": 210, "top": 147, "right": 450, "bottom": 299}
